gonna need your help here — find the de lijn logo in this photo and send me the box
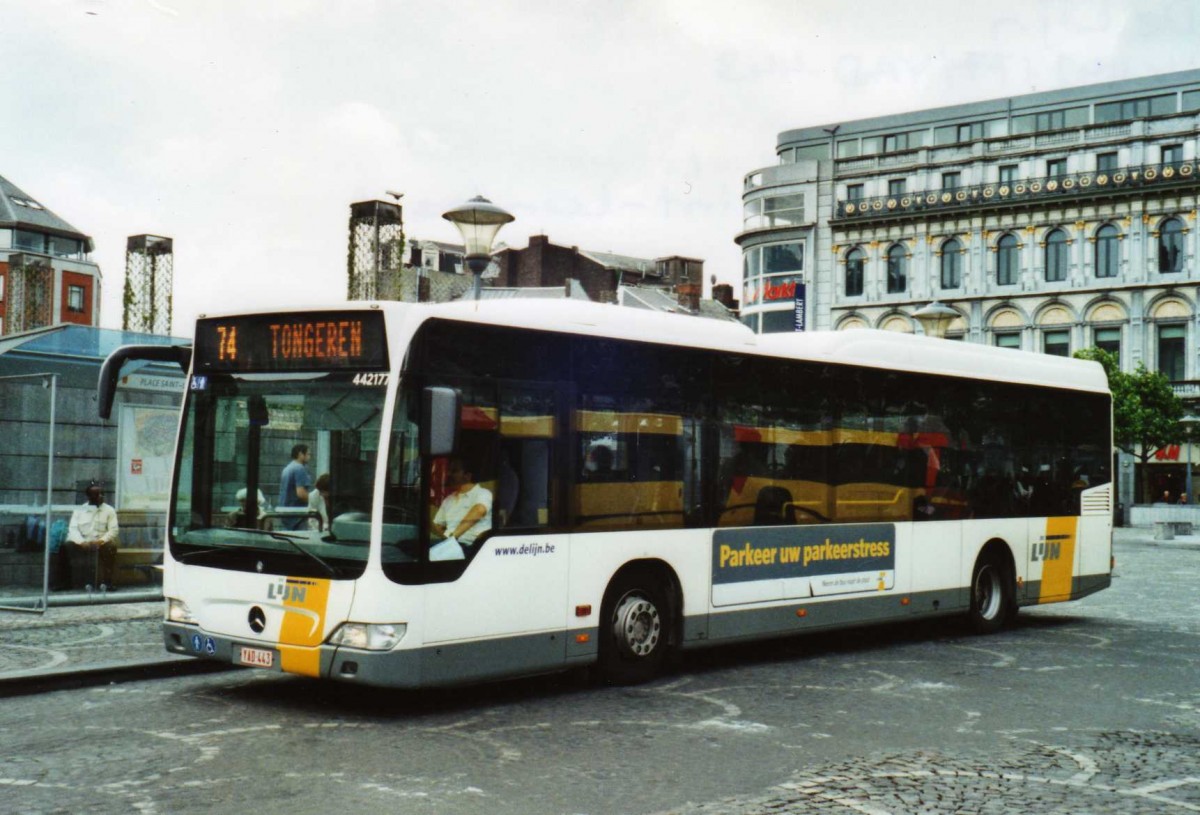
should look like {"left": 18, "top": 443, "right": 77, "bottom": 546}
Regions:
{"left": 267, "top": 578, "right": 312, "bottom": 603}
{"left": 712, "top": 523, "right": 895, "bottom": 584}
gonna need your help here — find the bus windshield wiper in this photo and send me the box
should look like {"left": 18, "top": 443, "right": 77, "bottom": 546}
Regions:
{"left": 235, "top": 527, "right": 339, "bottom": 578}
{"left": 175, "top": 546, "right": 231, "bottom": 564}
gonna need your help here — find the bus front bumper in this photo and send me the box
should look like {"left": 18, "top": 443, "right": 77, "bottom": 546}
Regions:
{"left": 163, "top": 622, "right": 423, "bottom": 688}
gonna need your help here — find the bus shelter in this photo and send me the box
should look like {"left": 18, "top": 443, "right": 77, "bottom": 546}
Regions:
{"left": 0, "top": 324, "right": 187, "bottom": 611}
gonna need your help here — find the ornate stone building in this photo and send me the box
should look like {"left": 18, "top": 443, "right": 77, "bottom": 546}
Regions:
{"left": 738, "top": 69, "right": 1200, "bottom": 508}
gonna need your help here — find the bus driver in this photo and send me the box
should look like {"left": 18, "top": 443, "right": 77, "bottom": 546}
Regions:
{"left": 431, "top": 457, "right": 492, "bottom": 556}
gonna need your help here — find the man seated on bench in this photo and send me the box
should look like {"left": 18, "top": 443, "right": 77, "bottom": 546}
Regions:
{"left": 66, "top": 484, "right": 120, "bottom": 589}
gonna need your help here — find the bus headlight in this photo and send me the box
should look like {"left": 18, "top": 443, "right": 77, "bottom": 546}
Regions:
{"left": 329, "top": 622, "right": 407, "bottom": 651}
{"left": 166, "top": 598, "right": 197, "bottom": 625}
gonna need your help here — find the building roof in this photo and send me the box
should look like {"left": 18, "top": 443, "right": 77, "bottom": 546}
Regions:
{"left": 413, "top": 239, "right": 465, "bottom": 254}
{"left": 578, "top": 249, "right": 660, "bottom": 277}
{"left": 0, "top": 174, "right": 93, "bottom": 248}
{"left": 455, "top": 279, "right": 591, "bottom": 302}
{"left": 0, "top": 323, "right": 189, "bottom": 361}
{"left": 619, "top": 285, "right": 687, "bottom": 313}
{"left": 779, "top": 67, "right": 1200, "bottom": 147}
{"left": 619, "top": 285, "right": 739, "bottom": 322}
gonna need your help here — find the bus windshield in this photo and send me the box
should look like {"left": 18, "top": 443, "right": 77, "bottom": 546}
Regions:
{"left": 170, "top": 371, "right": 386, "bottom": 579}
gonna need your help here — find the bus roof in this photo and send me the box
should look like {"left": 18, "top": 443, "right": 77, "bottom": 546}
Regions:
{"left": 202, "top": 299, "right": 1108, "bottom": 395}
{"left": 389, "top": 299, "right": 1110, "bottom": 395}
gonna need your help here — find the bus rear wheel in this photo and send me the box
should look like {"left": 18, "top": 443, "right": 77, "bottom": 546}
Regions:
{"left": 968, "top": 555, "right": 1013, "bottom": 635}
{"left": 598, "top": 569, "right": 671, "bottom": 684}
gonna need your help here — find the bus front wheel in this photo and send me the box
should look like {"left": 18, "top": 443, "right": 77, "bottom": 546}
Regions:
{"left": 598, "top": 569, "right": 671, "bottom": 684}
{"left": 968, "top": 555, "right": 1013, "bottom": 635}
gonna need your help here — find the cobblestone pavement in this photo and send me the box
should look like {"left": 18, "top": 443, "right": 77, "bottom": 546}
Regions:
{"left": 654, "top": 731, "right": 1200, "bottom": 814}
{"left": 0, "top": 601, "right": 163, "bottom": 676}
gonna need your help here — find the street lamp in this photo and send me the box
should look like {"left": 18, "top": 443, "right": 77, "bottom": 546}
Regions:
{"left": 1182, "top": 414, "right": 1200, "bottom": 503}
{"left": 442, "top": 195, "right": 515, "bottom": 301}
{"left": 912, "top": 300, "right": 959, "bottom": 339}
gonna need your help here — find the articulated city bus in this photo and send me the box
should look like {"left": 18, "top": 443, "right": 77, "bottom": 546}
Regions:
{"left": 100, "top": 299, "right": 1113, "bottom": 687}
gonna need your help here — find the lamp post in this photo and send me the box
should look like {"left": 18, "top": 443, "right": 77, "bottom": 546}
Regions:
{"left": 912, "top": 300, "right": 959, "bottom": 339}
{"left": 1183, "top": 415, "right": 1199, "bottom": 503}
{"left": 442, "top": 195, "right": 515, "bottom": 301}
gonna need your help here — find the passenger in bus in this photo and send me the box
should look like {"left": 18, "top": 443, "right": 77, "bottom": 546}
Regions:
{"left": 278, "top": 443, "right": 314, "bottom": 530}
{"left": 495, "top": 453, "right": 518, "bottom": 528}
{"left": 586, "top": 444, "right": 614, "bottom": 476}
{"left": 308, "top": 474, "right": 331, "bottom": 531}
{"left": 431, "top": 457, "right": 492, "bottom": 554}
{"left": 227, "top": 488, "right": 272, "bottom": 530}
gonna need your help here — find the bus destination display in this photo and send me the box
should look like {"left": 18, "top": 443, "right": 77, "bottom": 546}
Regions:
{"left": 195, "top": 312, "right": 388, "bottom": 371}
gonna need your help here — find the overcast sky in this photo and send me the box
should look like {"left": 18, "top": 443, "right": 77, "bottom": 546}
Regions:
{"left": 4, "top": 0, "right": 1199, "bottom": 334}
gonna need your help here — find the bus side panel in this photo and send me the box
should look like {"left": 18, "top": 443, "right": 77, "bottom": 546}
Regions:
{"left": 422, "top": 533, "right": 569, "bottom": 649}
{"left": 1076, "top": 513, "right": 1113, "bottom": 583}
{"left": 905, "top": 519, "right": 961, "bottom": 606}
{"left": 566, "top": 529, "right": 712, "bottom": 652}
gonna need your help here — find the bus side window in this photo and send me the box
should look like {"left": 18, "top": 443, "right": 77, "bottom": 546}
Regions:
{"left": 498, "top": 385, "right": 556, "bottom": 530}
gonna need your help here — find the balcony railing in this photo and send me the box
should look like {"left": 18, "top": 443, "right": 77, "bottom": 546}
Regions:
{"left": 1172, "top": 381, "right": 1200, "bottom": 400}
{"left": 834, "top": 160, "right": 1200, "bottom": 224}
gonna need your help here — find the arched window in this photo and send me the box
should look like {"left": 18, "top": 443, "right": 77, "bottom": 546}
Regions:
{"left": 1095, "top": 224, "right": 1119, "bottom": 278}
{"left": 940, "top": 238, "right": 961, "bottom": 289}
{"left": 1159, "top": 218, "right": 1185, "bottom": 273}
{"left": 1044, "top": 229, "right": 1068, "bottom": 282}
{"left": 845, "top": 248, "right": 864, "bottom": 296}
{"left": 997, "top": 233, "right": 1019, "bottom": 285}
{"left": 886, "top": 244, "right": 907, "bottom": 293}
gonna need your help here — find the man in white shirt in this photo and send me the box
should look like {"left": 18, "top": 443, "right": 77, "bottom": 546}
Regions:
{"left": 67, "top": 485, "right": 120, "bottom": 588}
{"left": 431, "top": 458, "right": 492, "bottom": 553}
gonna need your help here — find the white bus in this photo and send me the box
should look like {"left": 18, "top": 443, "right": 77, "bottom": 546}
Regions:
{"left": 100, "top": 299, "right": 1113, "bottom": 687}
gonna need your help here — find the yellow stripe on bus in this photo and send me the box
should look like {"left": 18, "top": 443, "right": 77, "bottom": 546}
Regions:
{"left": 1038, "top": 516, "right": 1077, "bottom": 603}
{"left": 500, "top": 415, "right": 556, "bottom": 438}
{"left": 576, "top": 410, "right": 683, "bottom": 435}
{"left": 278, "top": 578, "right": 331, "bottom": 678}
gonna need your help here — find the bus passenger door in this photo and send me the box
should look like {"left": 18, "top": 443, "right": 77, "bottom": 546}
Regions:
{"left": 420, "top": 383, "right": 570, "bottom": 680}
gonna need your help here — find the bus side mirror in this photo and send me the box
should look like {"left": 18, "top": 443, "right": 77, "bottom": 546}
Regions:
{"left": 421, "top": 386, "right": 461, "bottom": 457}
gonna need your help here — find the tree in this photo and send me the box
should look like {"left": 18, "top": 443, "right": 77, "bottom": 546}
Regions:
{"left": 1075, "top": 347, "right": 1185, "bottom": 501}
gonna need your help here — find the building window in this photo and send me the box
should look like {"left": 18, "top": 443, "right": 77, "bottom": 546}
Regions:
{"left": 1158, "top": 324, "right": 1186, "bottom": 382}
{"left": 888, "top": 178, "right": 906, "bottom": 197}
{"left": 1097, "top": 152, "right": 1118, "bottom": 173}
{"left": 1095, "top": 94, "right": 1176, "bottom": 124}
{"left": 999, "top": 165, "right": 1017, "bottom": 185}
{"left": 995, "top": 332, "right": 1021, "bottom": 350}
{"left": 1162, "top": 144, "right": 1183, "bottom": 166}
{"left": 1045, "top": 229, "right": 1068, "bottom": 282}
{"left": 1095, "top": 225, "right": 1120, "bottom": 279}
{"left": 886, "top": 245, "right": 907, "bottom": 294}
{"left": 1095, "top": 327, "right": 1121, "bottom": 360}
{"left": 67, "top": 285, "right": 85, "bottom": 313}
{"left": 743, "top": 194, "right": 805, "bottom": 230}
{"left": 13, "top": 229, "right": 46, "bottom": 252}
{"left": 761, "top": 309, "right": 797, "bottom": 334}
{"left": 1159, "top": 218, "right": 1185, "bottom": 273}
{"left": 743, "top": 241, "right": 804, "bottom": 311}
{"left": 846, "top": 184, "right": 864, "bottom": 201}
{"left": 845, "top": 248, "right": 864, "bottom": 297}
{"left": 940, "top": 239, "right": 962, "bottom": 289}
{"left": 997, "top": 234, "right": 1019, "bottom": 286}
{"left": 883, "top": 133, "right": 909, "bottom": 153}
{"left": 942, "top": 172, "right": 961, "bottom": 190}
{"left": 1047, "top": 158, "right": 1067, "bottom": 178}
{"left": 1043, "top": 330, "right": 1070, "bottom": 357}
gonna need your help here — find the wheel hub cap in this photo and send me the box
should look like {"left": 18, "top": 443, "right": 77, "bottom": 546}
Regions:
{"left": 613, "top": 595, "right": 661, "bottom": 658}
